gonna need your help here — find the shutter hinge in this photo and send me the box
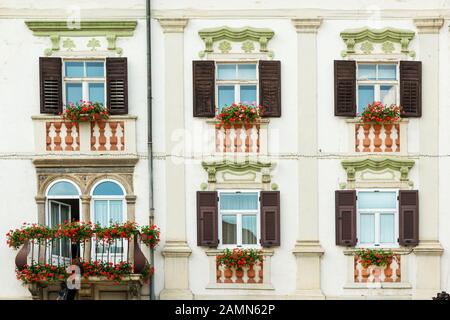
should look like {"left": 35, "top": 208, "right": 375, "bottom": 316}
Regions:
{"left": 397, "top": 196, "right": 399, "bottom": 200}
{"left": 217, "top": 197, "right": 219, "bottom": 202}
{"left": 355, "top": 195, "right": 358, "bottom": 200}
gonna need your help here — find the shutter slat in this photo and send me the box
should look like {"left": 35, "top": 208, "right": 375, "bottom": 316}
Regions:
{"left": 106, "top": 58, "right": 128, "bottom": 115}
{"left": 399, "top": 190, "right": 419, "bottom": 246}
{"left": 334, "top": 60, "right": 356, "bottom": 117}
{"left": 259, "top": 60, "right": 281, "bottom": 117}
{"left": 193, "top": 61, "right": 215, "bottom": 117}
{"left": 335, "top": 190, "right": 357, "bottom": 246}
{"left": 197, "top": 191, "right": 218, "bottom": 247}
{"left": 40, "top": 57, "right": 62, "bottom": 114}
{"left": 260, "top": 191, "right": 280, "bottom": 247}
{"left": 400, "top": 61, "right": 421, "bottom": 117}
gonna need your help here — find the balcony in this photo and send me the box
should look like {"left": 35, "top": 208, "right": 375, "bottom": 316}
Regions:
{"left": 347, "top": 119, "right": 408, "bottom": 154}
{"left": 32, "top": 115, "right": 137, "bottom": 155}
{"left": 206, "top": 120, "right": 269, "bottom": 156}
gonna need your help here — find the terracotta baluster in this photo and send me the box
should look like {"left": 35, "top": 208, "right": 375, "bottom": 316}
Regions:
{"left": 373, "top": 123, "right": 382, "bottom": 152}
{"left": 384, "top": 256, "right": 393, "bottom": 282}
{"left": 53, "top": 122, "right": 62, "bottom": 151}
{"left": 258, "top": 262, "right": 263, "bottom": 283}
{"left": 75, "top": 124, "right": 80, "bottom": 151}
{"left": 234, "top": 124, "right": 242, "bottom": 153}
{"left": 216, "top": 267, "right": 222, "bottom": 283}
{"left": 109, "top": 122, "right": 118, "bottom": 151}
{"left": 90, "top": 122, "right": 97, "bottom": 151}
{"left": 395, "top": 124, "right": 400, "bottom": 152}
{"left": 97, "top": 121, "right": 107, "bottom": 151}
{"left": 120, "top": 122, "right": 125, "bottom": 151}
{"left": 224, "top": 125, "right": 231, "bottom": 153}
{"left": 245, "top": 123, "right": 253, "bottom": 153}
{"left": 355, "top": 124, "right": 360, "bottom": 152}
{"left": 395, "top": 255, "right": 401, "bottom": 282}
{"left": 354, "top": 256, "right": 359, "bottom": 282}
{"left": 256, "top": 124, "right": 260, "bottom": 154}
{"left": 46, "top": 122, "right": 52, "bottom": 151}
{"left": 235, "top": 268, "right": 244, "bottom": 283}
{"left": 64, "top": 122, "right": 74, "bottom": 151}
{"left": 247, "top": 264, "right": 256, "bottom": 283}
{"left": 384, "top": 124, "right": 393, "bottom": 152}
{"left": 362, "top": 123, "right": 372, "bottom": 152}
{"left": 224, "top": 267, "right": 233, "bottom": 283}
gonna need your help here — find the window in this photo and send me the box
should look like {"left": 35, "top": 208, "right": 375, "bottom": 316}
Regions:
{"left": 216, "top": 63, "right": 258, "bottom": 112}
{"left": 91, "top": 180, "right": 127, "bottom": 262}
{"left": 357, "top": 63, "right": 398, "bottom": 114}
{"left": 64, "top": 60, "right": 106, "bottom": 107}
{"left": 219, "top": 191, "right": 260, "bottom": 248}
{"left": 357, "top": 190, "right": 398, "bottom": 248}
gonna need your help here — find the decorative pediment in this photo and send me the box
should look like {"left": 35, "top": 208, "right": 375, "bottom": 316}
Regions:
{"left": 25, "top": 20, "right": 137, "bottom": 56}
{"left": 340, "top": 27, "right": 415, "bottom": 58}
{"left": 201, "top": 160, "right": 276, "bottom": 190}
{"left": 198, "top": 26, "right": 275, "bottom": 58}
{"left": 341, "top": 157, "right": 415, "bottom": 189}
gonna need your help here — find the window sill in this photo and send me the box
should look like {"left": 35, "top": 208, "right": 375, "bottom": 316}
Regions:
{"left": 345, "top": 118, "right": 409, "bottom": 124}
{"left": 344, "top": 282, "right": 412, "bottom": 290}
{"left": 206, "top": 283, "right": 274, "bottom": 290}
{"left": 343, "top": 247, "right": 413, "bottom": 256}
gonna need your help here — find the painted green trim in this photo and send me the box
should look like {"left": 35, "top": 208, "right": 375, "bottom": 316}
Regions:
{"left": 341, "top": 158, "right": 415, "bottom": 182}
{"left": 25, "top": 20, "right": 137, "bottom": 55}
{"left": 202, "top": 160, "right": 272, "bottom": 183}
{"left": 340, "top": 27, "right": 415, "bottom": 57}
{"left": 198, "top": 26, "right": 274, "bottom": 55}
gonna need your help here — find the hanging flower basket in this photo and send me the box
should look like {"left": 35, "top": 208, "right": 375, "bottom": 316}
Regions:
{"left": 140, "top": 225, "right": 160, "bottom": 248}
{"left": 359, "top": 101, "right": 401, "bottom": 125}
{"left": 216, "top": 103, "right": 263, "bottom": 127}
{"left": 61, "top": 101, "right": 109, "bottom": 125}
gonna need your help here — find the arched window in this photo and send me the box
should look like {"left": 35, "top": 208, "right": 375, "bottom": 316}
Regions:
{"left": 45, "top": 180, "right": 81, "bottom": 265}
{"left": 91, "top": 180, "right": 126, "bottom": 226}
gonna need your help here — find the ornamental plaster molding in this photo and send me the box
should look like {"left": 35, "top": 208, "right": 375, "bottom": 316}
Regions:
{"left": 157, "top": 18, "right": 188, "bottom": 33}
{"left": 341, "top": 157, "right": 415, "bottom": 184}
{"left": 291, "top": 18, "right": 322, "bottom": 33}
{"left": 25, "top": 20, "right": 137, "bottom": 56}
{"left": 198, "top": 26, "right": 274, "bottom": 58}
{"left": 340, "top": 27, "right": 415, "bottom": 58}
{"left": 413, "top": 18, "right": 444, "bottom": 34}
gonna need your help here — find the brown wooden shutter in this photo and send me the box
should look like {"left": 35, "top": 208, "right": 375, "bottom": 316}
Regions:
{"left": 193, "top": 60, "right": 215, "bottom": 117}
{"left": 400, "top": 61, "right": 421, "bottom": 117}
{"left": 260, "top": 191, "right": 280, "bottom": 247}
{"left": 334, "top": 60, "right": 356, "bottom": 117}
{"left": 106, "top": 57, "right": 128, "bottom": 115}
{"left": 197, "top": 191, "right": 218, "bottom": 247}
{"left": 335, "top": 190, "right": 357, "bottom": 246}
{"left": 399, "top": 190, "right": 419, "bottom": 246}
{"left": 39, "top": 57, "right": 62, "bottom": 114}
{"left": 259, "top": 60, "right": 281, "bottom": 117}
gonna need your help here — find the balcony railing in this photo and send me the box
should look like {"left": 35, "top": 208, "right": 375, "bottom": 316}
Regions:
{"left": 206, "top": 120, "right": 269, "bottom": 155}
{"left": 32, "top": 115, "right": 137, "bottom": 154}
{"left": 347, "top": 119, "right": 408, "bottom": 154}
{"left": 354, "top": 254, "right": 401, "bottom": 283}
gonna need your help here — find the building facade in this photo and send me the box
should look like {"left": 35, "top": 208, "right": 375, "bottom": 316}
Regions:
{"left": 1, "top": 0, "right": 450, "bottom": 300}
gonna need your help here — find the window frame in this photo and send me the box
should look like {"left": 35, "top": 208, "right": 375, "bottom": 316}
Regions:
{"left": 356, "top": 188, "right": 399, "bottom": 249}
{"left": 356, "top": 62, "right": 400, "bottom": 115}
{"left": 218, "top": 189, "right": 261, "bottom": 249}
{"left": 215, "top": 62, "right": 259, "bottom": 114}
{"left": 63, "top": 59, "right": 106, "bottom": 108}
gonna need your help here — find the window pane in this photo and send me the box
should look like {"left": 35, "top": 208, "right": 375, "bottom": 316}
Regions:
{"left": 48, "top": 181, "right": 79, "bottom": 196}
{"left": 360, "top": 214, "right": 375, "bottom": 244}
{"left": 238, "top": 64, "right": 256, "bottom": 80}
{"left": 358, "top": 191, "right": 397, "bottom": 209}
{"left": 94, "top": 200, "right": 108, "bottom": 227}
{"left": 93, "top": 181, "right": 124, "bottom": 196}
{"left": 50, "top": 202, "right": 60, "bottom": 227}
{"left": 380, "top": 214, "right": 395, "bottom": 243}
{"left": 65, "top": 62, "right": 84, "bottom": 77}
{"left": 242, "top": 215, "right": 257, "bottom": 245}
{"left": 218, "top": 86, "right": 235, "bottom": 109}
{"left": 240, "top": 85, "right": 257, "bottom": 104}
{"left": 86, "top": 62, "right": 104, "bottom": 77}
{"left": 358, "top": 85, "right": 374, "bottom": 114}
{"left": 217, "top": 64, "right": 236, "bottom": 80}
{"left": 222, "top": 215, "right": 237, "bottom": 244}
{"left": 358, "top": 64, "right": 376, "bottom": 80}
{"left": 88, "top": 83, "right": 105, "bottom": 105}
{"left": 380, "top": 85, "right": 396, "bottom": 106}
{"left": 378, "top": 64, "right": 397, "bottom": 80}
{"left": 66, "top": 83, "right": 82, "bottom": 105}
{"left": 220, "top": 192, "right": 258, "bottom": 210}
{"left": 109, "top": 200, "right": 123, "bottom": 224}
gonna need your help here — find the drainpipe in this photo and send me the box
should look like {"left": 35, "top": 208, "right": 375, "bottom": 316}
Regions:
{"left": 146, "top": 0, "right": 156, "bottom": 301}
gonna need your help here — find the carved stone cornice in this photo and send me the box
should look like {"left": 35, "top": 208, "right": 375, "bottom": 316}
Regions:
{"left": 158, "top": 18, "right": 188, "bottom": 33}
{"left": 341, "top": 157, "right": 415, "bottom": 182}
{"left": 32, "top": 157, "right": 139, "bottom": 169}
{"left": 291, "top": 18, "right": 322, "bottom": 34}
{"left": 414, "top": 18, "right": 444, "bottom": 34}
